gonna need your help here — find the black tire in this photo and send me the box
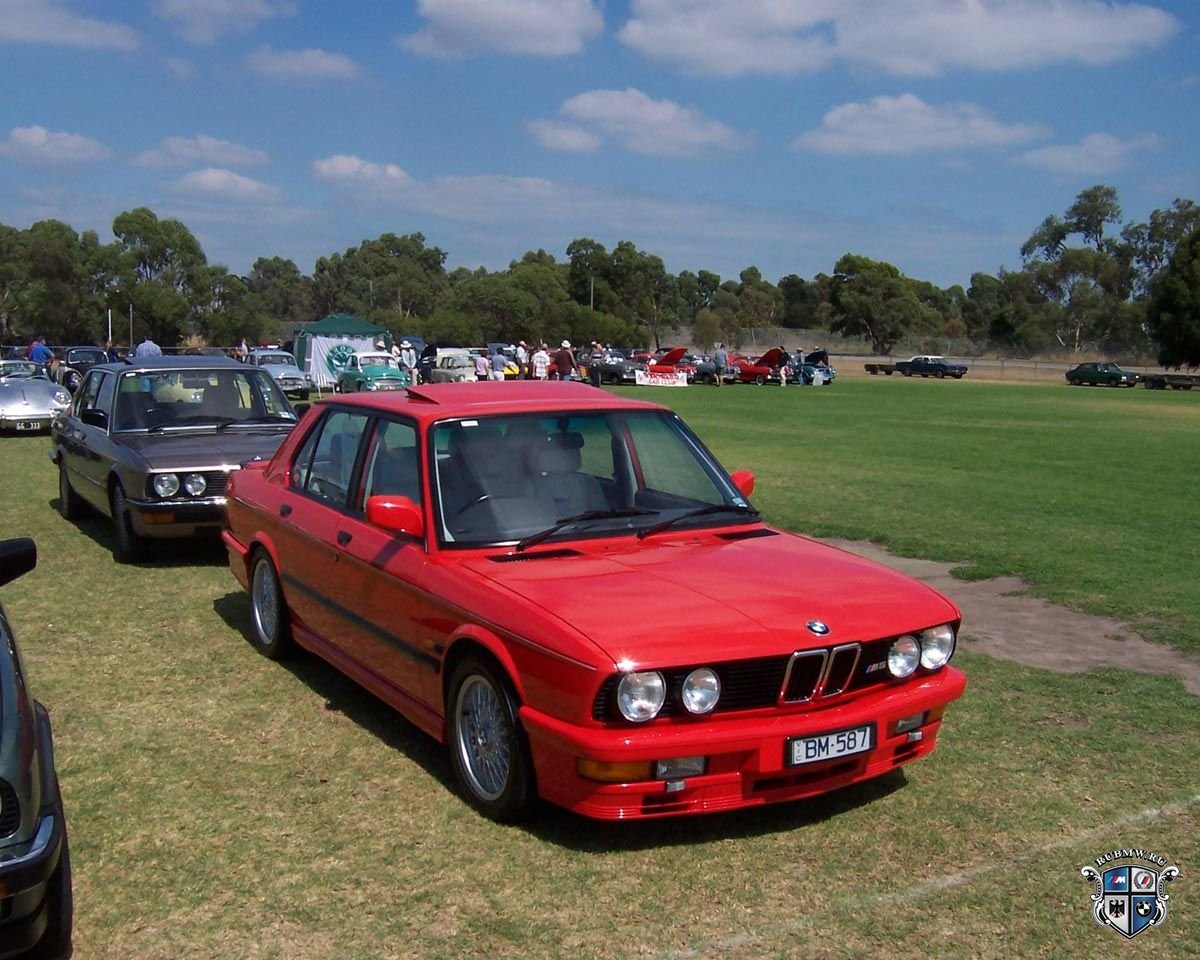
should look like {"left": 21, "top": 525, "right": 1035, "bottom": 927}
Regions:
{"left": 754, "top": 374, "right": 765, "bottom": 386}
{"left": 27, "top": 825, "right": 73, "bottom": 960}
{"left": 447, "top": 656, "right": 535, "bottom": 822}
{"left": 64, "top": 370, "right": 82, "bottom": 392}
{"left": 884, "top": 370, "right": 893, "bottom": 375}
{"left": 249, "top": 550, "right": 292, "bottom": 660}
{"left": 902, "top": 370, "right": 912, "bottom": 377}
{"left": 110, "top": 484, "right": 145, "bottom": 564}
{"left": 953, "top": 374, "right": 963, "bottom": 379}
{"left": 935, "top": 369, "right": 945, "bottom": 379}
{"left": 58, "top": 462, "right": 85, "bottom": 521}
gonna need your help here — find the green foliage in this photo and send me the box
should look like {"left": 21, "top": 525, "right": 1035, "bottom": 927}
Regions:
{"left": 829, "top": 253, "right": 940, "bottom": 353}
{"left": 1146, "top": 227, "right": 1200, "bottom": 368}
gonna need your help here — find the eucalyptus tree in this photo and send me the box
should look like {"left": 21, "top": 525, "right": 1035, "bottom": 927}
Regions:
{"left": 1146, "top": 228, "right": 1200, "bottom": 368}
{"left": 829, "top": 253, "right": 939, "bottom": 354}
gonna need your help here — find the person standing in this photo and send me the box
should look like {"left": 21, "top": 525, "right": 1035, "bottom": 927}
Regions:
{"left": 488, "top": 347, "right": 507, "bottom": 381}
{"left": 474, "top": 351, "right": 490, "bottom": 381}
{"left": 587, "top": 342, "right": 604, "bottom": 387}
{"left": 712, "top": 342, "right": 728, "bottom": 387}
{"left": 28, "top": 336, "right": 54, "bottom": 365}
{"left": 398, "top": 340, "right": 417, "bottom": 383}
{"left": 777, "top": 345, "right": 791, "bottom": 387}
{"left": 134, "top": 334, "right": 162, "bottom": 358}
{"left": 532, "top": 343, "right": 550, "bottom": 381}
{"left": 554, "top": 340, "right": 575, "bottom": 381}
{"left": 515, "top": 340, "right": 529, "bottom": 379}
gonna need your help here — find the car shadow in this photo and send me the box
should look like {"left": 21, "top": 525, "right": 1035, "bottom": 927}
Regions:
{"left": 48, "top": 497, "right": 229, "bottom": 567}
{"left": 211, "top": 591, "right": 455, "bottom": 790}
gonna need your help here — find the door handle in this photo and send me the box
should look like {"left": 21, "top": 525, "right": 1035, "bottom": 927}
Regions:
{"left": 280, "top": 504, "right": 292, "bottom": 517}
{"left": 337, "top": 530, "right": 352, "bottom": 546}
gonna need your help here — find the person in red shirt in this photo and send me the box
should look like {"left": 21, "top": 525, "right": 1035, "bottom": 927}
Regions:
{"left": 554, "top": 340, "right": 575, "bottom": 381}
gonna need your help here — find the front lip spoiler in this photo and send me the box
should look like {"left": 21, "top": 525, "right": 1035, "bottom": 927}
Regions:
{"left": 0, "top": 808, "right": 62, "bottom": 893}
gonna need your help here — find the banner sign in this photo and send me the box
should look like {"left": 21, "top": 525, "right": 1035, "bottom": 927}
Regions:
{"left": 307, "top": 336, "right": 376, "bottom": 387}
{"left": 634, "top": 370, "right": 689, "bottom": 387}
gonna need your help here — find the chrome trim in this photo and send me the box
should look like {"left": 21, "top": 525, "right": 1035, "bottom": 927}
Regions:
{"left": 778, "top": 649, "right": 828, "bottom": 703}
{"left": 817, "top": 642, "right": 862, "bottom": 697}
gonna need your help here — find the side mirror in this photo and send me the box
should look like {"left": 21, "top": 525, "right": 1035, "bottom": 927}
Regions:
{"left": 366, "top": 495, "right": 424, "bottom": 540}
{"left": 730, "top": 469, "right": 756, "bottom": 498}
{"left": 293, "top": 402, "right": 311, "bottom": 417}
{"left": 81, "top": 409, "right": 108, "bottom": 429}
{"left": 0, "top": 537, "right": 37, "bottom": 587}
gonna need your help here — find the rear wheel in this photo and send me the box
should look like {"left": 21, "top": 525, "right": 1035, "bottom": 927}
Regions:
{"left": 754, "top": 374, "right": 765, "bottom": 385}
{"left": 935, "top": 369, "right": 945, "bottom": 379}
{"left": 249, "top": 550, "right": 292, "bottom": 660}
{"left": 448, "top": 656, "right": 535, "bottom": 822}
{"left": 110, "top": 484, "right": 145, "bottom": 563}
{"left": 58, "top": 462, "right": 85, "bottom": 520}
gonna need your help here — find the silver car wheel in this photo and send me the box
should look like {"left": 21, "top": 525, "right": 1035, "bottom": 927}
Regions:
{"left": 453, "top": 674, "right": 512, "bottom": 802}
{"left": 251, "top": 558, "right": 279, "bottom": 645}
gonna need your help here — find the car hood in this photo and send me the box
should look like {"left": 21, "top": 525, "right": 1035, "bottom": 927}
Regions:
{"left": 0, "top": 380, "right": 64, "bottom": 407}
{"left": 116, "top": 428, "right": 293, "bottom": 469}
{"left": 266, "top": 365, "right": 305, "bottom": 378}
{"left": 464, "top": 532, "right": 959, "bottom": 668}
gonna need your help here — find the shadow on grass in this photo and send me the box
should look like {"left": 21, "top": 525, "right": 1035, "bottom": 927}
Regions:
{"left": 48, "top": 497, "right": 229, "bottom": 567}
{"left": 213, "top": 587, "right": 912, "bottom": 850}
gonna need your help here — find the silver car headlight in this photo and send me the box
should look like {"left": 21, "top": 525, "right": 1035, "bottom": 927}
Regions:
{"left": 152, "top": 473, "right": 180, "bottom": 498}
{"left": 617, "top": 671, "right": 666, "bottom": 722}
{"left": 681, "top": 668, "right": 721, "bottom": 715}
{"left": 919, "top": 624, "right": 956, "bottom": 670}
{"left": 887, "top": 635, "right": 921, "bottom": 678}
{"left": 183, "top": 473, "right": 207, "bottom": 497}
{"left": 53, "top": 389, "right": 71, "bottom": 405}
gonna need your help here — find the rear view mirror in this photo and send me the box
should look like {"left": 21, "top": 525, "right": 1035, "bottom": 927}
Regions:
{"left": 366, "top": 495, "right": 424, "bottom": 540}
{"left": 730, "top": 469, "right": 756, "bottom": 498}
{"left": 0, "top": 538, "right": 37, "bottom": 587}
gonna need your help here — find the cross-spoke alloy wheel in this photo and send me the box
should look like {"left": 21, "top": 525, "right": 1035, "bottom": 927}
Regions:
{"left": 250, "top": 550, "right": 291, "bottom": 659}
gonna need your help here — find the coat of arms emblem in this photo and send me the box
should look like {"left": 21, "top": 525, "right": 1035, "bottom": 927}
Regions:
{"left": 1081, "top": 857, "right": 1180, "bottom": 939}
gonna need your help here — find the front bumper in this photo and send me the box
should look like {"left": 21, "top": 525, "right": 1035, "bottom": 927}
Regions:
{"left": 126, "top": 495, "right": 226, "bottom": 538}
{"left": 0, "top": 806, "right": 65, "bottom": 958}
{"left": 0, "top": 413, "right": 53, "bottom": 432}
{"left": 521, "top": 667, "right": 966, "bottom": 820}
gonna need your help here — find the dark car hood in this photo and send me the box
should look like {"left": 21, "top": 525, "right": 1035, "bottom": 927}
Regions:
{"left": 464, "top": 532, "right": 959, "bottom": 668}
{"left": 116, "top": 427, "right": 292, "bottom": 469}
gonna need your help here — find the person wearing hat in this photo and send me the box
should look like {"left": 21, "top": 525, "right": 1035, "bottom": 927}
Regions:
{"left": 554, "top": 340, "right": 575, "bottom": 381}
{"left": 397, "top": 340, "right": 417, "bottom": 381}
{"left": 515, "top": 340, "right": 528, "bottom": 379}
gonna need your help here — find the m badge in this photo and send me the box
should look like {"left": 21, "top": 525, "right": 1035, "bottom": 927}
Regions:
{"left": 1081, "top": 859, "right": 1180, "bottom": 939}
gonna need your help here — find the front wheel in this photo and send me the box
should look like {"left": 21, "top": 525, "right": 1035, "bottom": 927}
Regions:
{"left": 250, "top": 550, "right": 292, "bottom": 660}
{"left": 448, "top": 657, "right": 535, "bottom": 822}
{"left": 110, "top": 484, "right": 145, "bottom": 563}
{"left": 935, "top": 369, "right": 944, "bottom": 379}
{"left": 754, "top": 374, "right": 765, "bottom": 385}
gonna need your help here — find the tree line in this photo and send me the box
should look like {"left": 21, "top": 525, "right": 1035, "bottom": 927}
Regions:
{"left": 1, "top": 185, "right": 1198, "bottom": 367}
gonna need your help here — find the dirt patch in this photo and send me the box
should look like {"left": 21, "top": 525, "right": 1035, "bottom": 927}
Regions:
{"left": 824, "top": 539, "right": 1200, "bottom": 696}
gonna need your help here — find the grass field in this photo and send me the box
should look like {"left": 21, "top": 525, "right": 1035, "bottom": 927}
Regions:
{"left": 2, "top": 377, "right": 1197, "bottom": 959}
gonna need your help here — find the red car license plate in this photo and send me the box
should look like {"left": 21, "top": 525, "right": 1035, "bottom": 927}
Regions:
{"left": 787, "top": 723, "right": 874, "bottom": 766}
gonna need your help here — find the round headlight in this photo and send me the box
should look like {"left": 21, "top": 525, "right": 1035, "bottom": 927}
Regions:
{"left": 920, "top": 624, "right": 956, "bottom": 670}
{"left": 53, "top": 389, "right": 71, "bottom": 405}
{"left": 152, "top": 473, "right": 180, "bottom": 498}
{"left": 183, "top": 473, "right": 207, "bottom": 497}
{"left": 616, "top": 671, "right": 666, "bottom": 723}
{"left": 681, "top": 667, "right": 721, "bottom": 715}
{"left": 888, "top": 635, "right": 921, "bottom": 678}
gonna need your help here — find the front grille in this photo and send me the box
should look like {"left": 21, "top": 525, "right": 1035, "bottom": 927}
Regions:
{"left": 593, "top": 637, "right": 903, "bottom": 722}
{"left": 0, "top": 779, "right": 19, "bottom": 837}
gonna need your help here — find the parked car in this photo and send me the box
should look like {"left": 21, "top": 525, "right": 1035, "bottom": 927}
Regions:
{"left": 0, "top": 361, "right": 73, "bottom": 433}
{"left": 734, "top": 347, "right": 802, "bottom": 385}
{"left": 430, "top": 353, "right": 476, "bottom": 384}
{"left": 54, "top": 345, "right": 109, "bottom": 393}
{"left": 645, "top": 347, "right": 696, "bottom": 382}
{"left": 334, "top": 352, "right": 409, "bottom": 393}
{"left": 586, "top": 349, "right": 645, "bottom": 385}
{"left": 222, "top": 381, "right": 966, "bottom": 822}
{"left": 51, "top": 356, "right": 298, "bottom": 563}
{"left": 1065, "top": 361, "right": 1139, "bottom": 387}
{"left": 894, "top": 356, "right": 968, "bottom": 379}
{"left": 0, "top": 538, "right": 73, "bottom": 959}
{"left": 245, "top": 348, "right": 312, "bottom": 400}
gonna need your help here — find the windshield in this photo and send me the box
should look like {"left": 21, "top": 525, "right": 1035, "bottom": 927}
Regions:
{"left": 113, "top": 368, "right": 296, "bottom": 431}
{"left": 67, "top": 348, "right": 106, "bottom": 363}
{"left": 0, "top": 361, "right": 44, "bottom": 379}
{"left": 431, "top": 410, "right": 754, "bottom": 547}
{"left": 257, "top": 354, "right": 295, "bottom": 366}
{"left": 361, "top": 355, "right": 399, "bottom": 369}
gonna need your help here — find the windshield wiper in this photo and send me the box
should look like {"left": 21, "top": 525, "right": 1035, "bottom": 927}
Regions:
{"left": 515, "top": 508, "right": 659, "bottom": 552}
{"left": 148, "top": 415, "right": 234, "bottom": 432}
{"left": 636, "top": 503, "right": 759, "bottom": 539}
{"left": 216, "top": 415, "right": 296, "bottom": 431}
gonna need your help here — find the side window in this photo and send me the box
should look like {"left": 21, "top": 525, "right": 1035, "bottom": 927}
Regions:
{"left": 96, "top": 371, "right": 117, "bottom": 418}
{"left": 627, "top": 415, "right": 721, "bottom": 505}
{"left": 360, "top": 419, "right": 421, "bottom": 509}
{"left": 74, "top": 371, "right": 106, "bottom": 416}
{"left": 292, "top": 410, "right": 370, "bottom": 507}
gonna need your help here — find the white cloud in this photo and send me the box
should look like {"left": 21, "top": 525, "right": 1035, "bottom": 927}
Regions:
{"left": 171, "top": 168, "right": 282, "bottom": 202}
{"left": 246, "top": 45, "right": 361, "bottom": 80}
{"left": 793, "top": 94, "right": 1047, "bottom": 156}
{"left": 1013, "top": 132, "right": 1161, "bottom": 176}
{"left": 530, "top": 88, "right": 746, "bottom": 157}
{"left": 399, "top": 0, "right": 603, "bottom": 56}
{"left": 618, "top": 0, "right": 1180, "bottom": 76}
{"left": 0, "top": 125, "right": 112, "bottom": 165}
{"left": 153, "top": 0, "right": 295, "bottom": 45}
{"left": 163, "top": 56, "right": 197, "bottom": 80}
{"left": 136, "top": 135, "right": 269, "bottom": 169}
{"left": 0, "top": 0, "right": 139, "bottom": 50}
{"left": 312, "top": 155, "right": 413, "bottom": 188}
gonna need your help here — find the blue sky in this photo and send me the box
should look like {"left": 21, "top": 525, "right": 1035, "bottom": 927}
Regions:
{"left": 1, "top": 0, "right": 1196, "bottom": 289}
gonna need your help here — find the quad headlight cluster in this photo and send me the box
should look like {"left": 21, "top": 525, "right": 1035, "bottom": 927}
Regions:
{"left": 887, "top": 624, "right": 956, "bottom": 678}
{"left": 616, "top": 667, "right": 722, "bottom": 723}
{"left": 151, "top": 472, "right": 209, "bottom": 499}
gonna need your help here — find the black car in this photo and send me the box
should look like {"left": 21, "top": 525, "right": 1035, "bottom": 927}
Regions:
{"left": 0, "top": 539, "right": 73, "bottom": 960}
{"left": 584, "top": 349, "right": 646, "bottom": 384}
{"left": 53, "top": 346, "right": 109, "bottom": 393}
{"left": 1065, "top": 361, "right": 1138, "bottom": 387}
{"left": 51, "top": 356, "right": 299, "bottom": 562}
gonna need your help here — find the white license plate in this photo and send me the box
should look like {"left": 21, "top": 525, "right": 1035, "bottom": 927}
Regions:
{"left": 15, "top": 420, "right": 40, "bottom": 431}
{"left": 788, "top": 724, "right": 874, "bottom": 766}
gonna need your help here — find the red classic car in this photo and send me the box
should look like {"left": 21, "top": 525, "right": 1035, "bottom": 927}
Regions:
{"left": 223, "top": 381, "right": 966, "bottom": 822}
{"left": 645, "top": 347, "right": 696, "bottom": 381}
{"left": 735, "top": 347, "right": 799, "bottom": 385}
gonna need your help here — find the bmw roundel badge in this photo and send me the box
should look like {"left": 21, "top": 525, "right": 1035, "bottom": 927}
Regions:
{"left": 806, "top": 620, "right": 831, "bottom": 636}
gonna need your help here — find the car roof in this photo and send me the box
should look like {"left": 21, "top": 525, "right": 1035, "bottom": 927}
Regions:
{"left": 96, "top": 356, "right": 246, "bottom": 373}
{"left": 249, "top": 348, "right": 293, "bottom": 356}
{"left": 314, "top": 381, "right": 666, "bottom": 423}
